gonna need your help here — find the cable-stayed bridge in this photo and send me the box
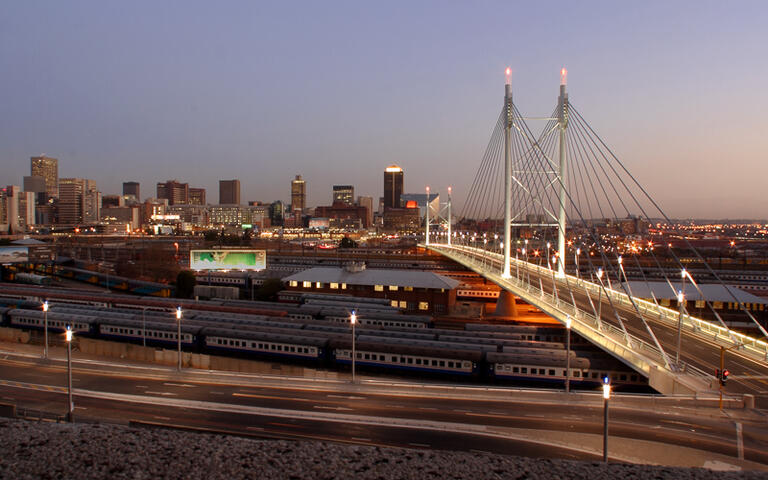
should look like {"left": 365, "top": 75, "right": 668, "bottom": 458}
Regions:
{"left": 424, "top": 69, "right": 768, "bottom": 399}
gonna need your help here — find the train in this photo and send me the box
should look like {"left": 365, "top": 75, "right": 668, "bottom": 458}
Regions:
{"left": 0, "top": 299, "right": 648, "bottom": 390}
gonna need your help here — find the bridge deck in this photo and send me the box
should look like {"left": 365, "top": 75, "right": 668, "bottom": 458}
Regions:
{"left": 428, "top": 243, "right": 768, "bottom": 401}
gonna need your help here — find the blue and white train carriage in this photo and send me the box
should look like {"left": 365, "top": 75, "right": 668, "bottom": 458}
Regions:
{"left": 201, "top": 327, "right": 328, "bottom": 362}
{"left": 330, "top": 338, "right": 482, "bottom": 376}
{"left": 7, "top": 308, "right": 95, "bottom": 335}
{"left": 97, "top": 317, "right": 201, "bottom": 349}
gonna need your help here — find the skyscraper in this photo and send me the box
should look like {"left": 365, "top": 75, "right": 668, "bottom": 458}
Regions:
{"left": 189, "top": 188, "right": 206, "bottom": 205}
{"left": 123, "top": 181, "right": 140, "bottom": 201}
{"left": 291, "top": 175, "right": 306, "bottom": 213}
{"left": 156, "top": 180, "right": 189, "bottom": 205}
{"left": 383, "top": 165, "right": 404, "bottom": 210}
{"left": 30, "top": 155, "right": 59, "bottom": 200}
{"left": 357, "top": 196, "right": 374, "bottom": 227}
{"left": 219, "top": 179, "right": 241, "bottom": 205}
{"left": 332, "top": 185, "right": 354, "bottom": 205}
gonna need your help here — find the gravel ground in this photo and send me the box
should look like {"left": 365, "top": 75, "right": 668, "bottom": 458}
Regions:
{"left": 0, "top": 418, "right": 766, "bottom": 480}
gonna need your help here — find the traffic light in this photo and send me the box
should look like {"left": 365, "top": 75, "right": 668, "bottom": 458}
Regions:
{"left": 720, "top": 369, "right": 730, "bottom": 386}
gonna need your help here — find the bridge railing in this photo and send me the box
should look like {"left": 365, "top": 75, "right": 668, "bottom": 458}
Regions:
{"left": 427, "top": 242, "right": 765, "bottom": 372}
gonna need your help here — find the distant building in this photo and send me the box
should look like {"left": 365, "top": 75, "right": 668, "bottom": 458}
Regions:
{"left": 269, "top": 201, "right": 285, "bottom": 226}
{"left": 123, "top": 181, "right": 140, "bottom": 201}
{"left": 291, "top": 175, "right": 306, "bottom": 213}
{"left": 156, "top": 180, "right": 189, "bottom": 205}
{"left": 23, "top": 176, "right": 47, "bottom": 206}
{"left": 58, "top": 178, "right": 97, "bottom": 225}
{"left": 1, "top": 186, "right": 22, "bottom": 230}
{"left": 401, "top": 193, "right": 440, "bottom": 220}
{"left": 189, "top": 188, "right": 206, "bottom": 206}
{"left": 30, "top": 155, "right": 59, "bottom": 200}
{"left": 332, "top": 185, "right": 354, "bottom": 206}
{"left": 219, "top": 179, "right": 240, "bottom": 205}
{"left": 383, "top": 165, "right": 403, "bottom": 210}
{"left": 283, "top": 266, "right": 459, "bottom": 314}
{"left": 102, "top": 195, "right": 124, "bottom": 208}
{"left": 357, "top": 196, "right": 374, "bottom": 228}
{"left": 313, "top": 203, "right": 370, "bottom": 228}
{"left": 383, "top": 206, "right": 420, "bottom": 232}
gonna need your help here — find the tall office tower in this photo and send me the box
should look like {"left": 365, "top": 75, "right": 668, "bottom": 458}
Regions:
{"left": 189, "top": 188, "right": 206, "bottom": 206}
{"left": 24, "top": 176, "right": 47, "bottom": 205}
{"left": 291, "top": 175, "right": 306, "bottom": 213}
{"left": 83, "top": 184, "right": 101, "bottom": 224}
{"left": 123, "top": 181, "right": 140, "bottom": 201}
{"left": 1, "top": 186, "right": 21, "bottom": 230}
{"left": 58, "top": 178, "right": 85, "bottom": 224}
{"left": 269, "top": 200, "right": 285, "bottom": 226}
{"left": 383, "top": 165, "right": 404, "bottom": 210}
{"left": 30, "top": 155, "right": 59, "bottom": 200}
{"left": 18, "top": 191, "right": 35, "bottom": 228}
{"left": 357, "top": 196, "right": 374, "bottom": 227}
{"left": 219, "top": 179, "right": 241, "bottom": 205}
{"left": 156, "top": 180, "right": 189, "bottom": 205}
{"left": 332, "top": 185, "right": 354, "bottom": 205}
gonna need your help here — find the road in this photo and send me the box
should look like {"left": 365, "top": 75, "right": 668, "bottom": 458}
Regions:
{"left": 0, "top": 348, "right": 766, "bottom": 469}
{"left": 435, "top": 246, "right": 768, "bottom": 407}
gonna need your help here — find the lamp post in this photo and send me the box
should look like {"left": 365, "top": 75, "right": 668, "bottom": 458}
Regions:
{"left": 596, "top": 268, "right": 604, "bottom": 323}
{"left": 565, "top": 315, "right": 572, "bottom": 393}
{"left": 575, "top": 248, "right": 581, "bottom": 281}
{"left": 676, "top": 269, "right": 687, "bottom": 367}
{"left": 65, "top": 324, "right": 74, "bottom": 422}
{"left": 603, "top": 377, "right": 611, "bottom": 463}
{"left": 350, "top": 310, "right": 357, "bottom": 383}
{"left": 176, "top": 306, "right": 182, "bottom": 371}
{"left": 43, "top": 300, "right": 49, "bottom": 360}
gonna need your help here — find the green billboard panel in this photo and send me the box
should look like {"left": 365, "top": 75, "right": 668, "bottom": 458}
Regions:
{"left": 190, "top": 249, "right": 266, "bottom": 271}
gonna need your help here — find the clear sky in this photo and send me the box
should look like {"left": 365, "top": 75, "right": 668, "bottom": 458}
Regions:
{"left": 1, "top": 1, "right": 767, "bottom": 219}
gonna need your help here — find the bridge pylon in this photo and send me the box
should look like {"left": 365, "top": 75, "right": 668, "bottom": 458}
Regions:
{"left": 502, "top": 67, "right": 513, "bottom": 278}
{"left": 556, "top": 68, "right": 569, "bottom": 278}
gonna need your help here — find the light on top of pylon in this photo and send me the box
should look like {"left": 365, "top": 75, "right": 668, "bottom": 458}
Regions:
{"left": 560, "top": 67, "right": 567, "bottom": 86}
{"left": 505, "top": 67, "right": 511, "bottom": 85}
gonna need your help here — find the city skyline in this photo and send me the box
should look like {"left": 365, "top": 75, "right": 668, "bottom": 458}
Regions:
{"left": 2, "top": 2, "right": 767, "bottom": 218}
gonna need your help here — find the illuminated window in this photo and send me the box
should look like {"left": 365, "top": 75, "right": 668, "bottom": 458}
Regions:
{"left": 289, "top": 281, "right": 298, "bottom": 287}
{"left": 330, "top": 283, "right": 339, "bottom": 289}
{"left": 388, "top": 285, "right": 398, "bottom": 291}
{"left": 418, "top": 302, "right": 429, "bottom": 310}
{"left": 404, "top": 286, "right": 413, "bottom": 292}
{"left": 341, "top": 283, "right": 347, "bottom": 290}
{"left": 391, "top": 300, "right": 398, "bottom": 307}
{"left": 374, "top": 285, "right": 384, "bottom": 292}
{"left": 315, "top": 282, "right": 322, "bottom": 288}
{"left": 398, "top": 301, "right": 407, "bottom": 308}
{"left": 302, "top": 281, "right": 311, "bottom": 288}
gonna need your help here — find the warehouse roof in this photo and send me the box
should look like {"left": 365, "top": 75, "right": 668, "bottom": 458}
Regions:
{"left": 284, "top": 267, "right": 460, "bottom": 290}
{"left": 621, "top": 281, "right": 768, "bottom": 304}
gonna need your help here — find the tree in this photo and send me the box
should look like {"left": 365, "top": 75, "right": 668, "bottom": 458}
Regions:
{"left": 339, "top": 236, "right": 358, "bottom": 249}
{"left": 255, "top": 278, "right": 283, "bottom": 301}
{"left": 176, "top": 270, "right": 197, "bottom": 299}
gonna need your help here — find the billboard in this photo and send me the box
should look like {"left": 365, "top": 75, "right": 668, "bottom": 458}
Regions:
{"left": 190, "top": 249, "right": 266, "bottom": 271}
{"left": 0, "top": 246, "right": 29, "bottom": 264}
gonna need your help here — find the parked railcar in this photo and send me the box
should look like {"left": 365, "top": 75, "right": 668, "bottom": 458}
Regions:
{"left": 201, "top": 327, "right": 328, "bottom": 362}
{"left": 7, "top": 309, "right": 95, "bottom": 335}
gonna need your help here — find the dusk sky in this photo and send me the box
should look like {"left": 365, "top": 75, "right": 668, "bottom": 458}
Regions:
{"left": 1, "top": 1, "right": 767, "bottom": 219}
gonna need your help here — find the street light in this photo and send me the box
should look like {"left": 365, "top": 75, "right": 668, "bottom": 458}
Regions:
{"left": 176, "top": 306, "right": 182, "bottom": 371}
{"left": 596, "top": 268, "right": 604, "bottom": 324}
{"left": 350, "top": 310, "right": 357, "bottom": 383}
{"left": 65, "top": 324, "right": 74, "bottom": 422}
{"left": 676, "top": 289, "right": 685, "bottom": 367}
{"left": 565, "top": 315, "right": 572, "bottom": 393}
{"left": 43, "top": 300, "right": 49, "bottom": 360}
{"left": 602, "top": 377, "right": 611, "bottom": 463}
{"left": 575, "top": 248, "right": 581, "bottom": 280}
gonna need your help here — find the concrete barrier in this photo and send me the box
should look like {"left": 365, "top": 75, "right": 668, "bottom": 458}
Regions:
{"left": 0, "top": 403, "right": 16, "bottom": 418}
{"left": 0, "top": 327, "right": 30, "bottom": 344}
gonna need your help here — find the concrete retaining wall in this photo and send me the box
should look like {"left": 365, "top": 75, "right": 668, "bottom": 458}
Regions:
{"left": 0, "top": 327, "right": 30, "bottom": 344}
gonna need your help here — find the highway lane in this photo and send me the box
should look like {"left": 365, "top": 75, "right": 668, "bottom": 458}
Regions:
{"left": 0, "top": 355, "right": 766, "bottom": 465}
{"left": 454, "top": 248, "right": 768, "bottom": 406}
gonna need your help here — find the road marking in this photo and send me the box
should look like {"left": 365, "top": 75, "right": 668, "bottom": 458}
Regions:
{"left": 209, "top": 391, "right": 227, "bottom": 395}
{"left": 163, "top": 382, "right": 196, "bottom": 388}
{"left": 267, "top": 422, "right": 303, "bottom": 429}
{"left": 326, "top": 394, "right": 366, "bottom": 400}
{"left": 418, "top": 407, "right": 437, "bottom": 411}
{"left": 736, "top": 422, "right": 744, "bottom": 460}
{"left": 408, "top": 443, "right": 431, "bottom": 448}
{"left": 246, "top": 426, "right": 264, "bottom": 431}
{"left": 136, "top": 385, "right": 149, "bottom": 389}
{"left": 313, "top": 405, "right": 353, "bottom": 411}
{"left": 351, "top": 437, "right": 371, "bottom": 442}
{"left": 143, "top": 391, "right": 177, "bottom": 397}
{"left": 75, "top": 406, "right": 87, "bottom": 410}
{"left": 154, "top": 416, "right": 171, "bottom": 421}
{"left": 470, "top": 449, "right": 492, "bottom": 455}
{"left": 233, "top": 392, "right": 313, "bottom": 403}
